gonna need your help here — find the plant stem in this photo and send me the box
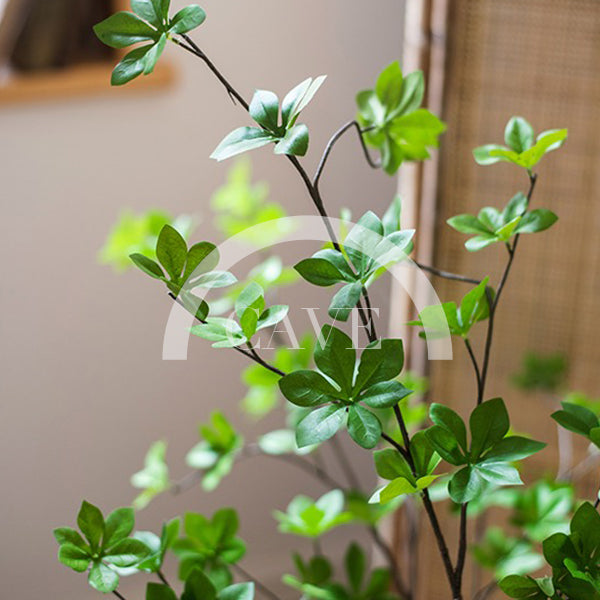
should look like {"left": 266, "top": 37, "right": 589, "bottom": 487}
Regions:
{"left": 390, "top": 406, "right": 458, "bottom": 597}
{"left": 157, "top": 570, "right": 171, "bottom": 587}
{"left": 477, "top": 173, "right": 537, "bottom": 404}
{"left": 313, "top": 120, "right": 380, "bottom": 191}
{"left": 464, "top": 338, "right": 482, "bottom": 403}
{"left": 232, "top": 563, "right": 281, "bottom": 600}
{"left": 173, "top": 34, "right": 377, "bottom": 343}
{"left": 414, "top": 261, "right": 482, "bottom": 285}
{"left": 454, "top": 503, "right": 468, "bottom": 591}
{"left": 168, "top": 293, "right": 285, "bottom": 377}
{"left": 112, "top": 592, "right": 127, "bottom": 600}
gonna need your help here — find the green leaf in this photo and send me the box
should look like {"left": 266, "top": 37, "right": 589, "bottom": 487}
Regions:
{"left": 314, "top": 325, "right": 355, "bottom": 397}
{"left": 551, "top": 402, "right": 598, "bottom": 437}
{"left": 279, "top": 370, "right": 341, "bottom": 407}
{"left": 353, "top": 338, "right": 404, "bottom": 393}
{"left": 143, "top": 34, "right": 167, "bottom": 75}
{"left": 54, "top": 527, "right": 88, "bottom": 550}
{"left": 394, "top": 70, "right": 425, "bottom": 117}
{"left": 447, "top": 214, "right": 491, "bottom": 235}
{"left": 347, "top": 405, "right": 382, "bottom": 449}
{"left": 430, "top": 403, "right": 467, "bottom": 452}
{"left": 374, "top": 448, "right": 414, "bottom": 481}
{"left": 499, "top": 575, "right": 548, "bottom": 599}
{"left": 131, "top": 440, "right": 170, "bottom": 509}
{"left": 182, "top": 569, "right": 217, "bottom": 600}
{"left": 235, "top": 282, "right": 264, "bottom": 318}
{"left": 345, "top": 543, "right": 365, "bottom": 593}
{"left": 218, "top": 582, "right": 255, "bottom": 600}
{"left": 516, "top": 209, "right": 558, "bottom": 234}
{"left": 296, "top": 405, "right": 346, "bottom": 448}
{"left": 361, "top": 380, "right": 412, "bottom": 409}
{"left": 103, "top": 507, "right": 135, "bottom": 549}
{"left": 449, "top": 466, "right": 485, "bottom": 503}
{"left": 472, "top": 144, "right": 511, "bottom": 166}
{"left": 157, "top": 225, "right": 187, "bottom": 281}
{"left": 77, "top": 501, "right": 105, "bottom": 552}
{"left": 193, "top": 271, "right": 237, "bottom": 289}
{"left": 184, "top": 242, "right": 219, "bottom": 282}
{"left": 280, "top": 76, "right": 326, "bottom": 127}
{"left": 425, "top": 425, "right": 465, "bottom": 466}
{"left": 94, "top": 12, "right": 158, "bottom": 49}
{"left": 465, "top": 233, "right": 499, "bottom": 252}
{"left": 131, "top": 0, "right": 161, "bottom": 26}
{"left": 469, "top": 398, "right": 509, "bottom": 459}
{"left": 249, "top": 90, "right": 280, "bottom": 131}
{"left": 484, "top": 436, "right": 546, "bottom": 462}
{"left": 111, "top": 45, "right": 153, "bottom": 86}
{"left": 146, "top": 583, "right": 179, "bottom": 600}
{"left": 104, "top": 538, "right": 152, "bottom": 567}
{"left": 274, "top": 124, "right": 309, "bottom": 156}
{"left": 375, "top": 61, "right": 404, "bottom": 110}
{"left": 88, "top": 562, "right": 119, "bottom": 593}
{"left": 169, "top": 5, "right": 206, "bottom": 34}
{"left": 256, "top": 305, "right": 288, "bottom": 330}
{"left": 382, "top": 195, "right": 403, "bottom": 236}
{"left": 328, "top": 282, "right": 362, "bottom": 321}
{"left": 294, "top": 257, "right": 353, "bottom": 287}
{"left": 504, "top": 117, "right": 535, "bottom": 153}
{"left": 459, "top": 277, "right": 491, "bottom": 333}
{"left": 211, "top": 127, "right": 275, "bottom": 162}
{"left": 503, "top": 193, "right": 529, "bottom": 223}
{"left": 475, "top": 461, "right": 522, "bottom": 486}
{"left": 130, "top": 253, "right": 165, "bottom": 279}
{"left": 58, "top": 543, "right": 91, "bottom": 572}
{"left": 258, "top": 430, "right": 299, "bottom": 455}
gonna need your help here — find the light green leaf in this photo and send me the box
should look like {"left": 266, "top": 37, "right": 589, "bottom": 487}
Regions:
{"left": 58, "top": 543, "right": 91, "bottom": 572}
{"left": 296, "top": 405, "right": 346, "bottom": 448}
{"left": 130, "top": 253, "right": 165, "bottom": 279}
{"left": 88, "top": 562, "right": 119, "bottom": 593}
{"left": 249, "top": 90, "right": 280, "bottom": 131}
{"left": 77, "top": 501, "right": 105, "bottom": 552}
{"left": 515, "top": 209, "right": 558, "bottom": 234}
{"left": 103, "top": 508, "right": 135, "bottom": 549}
{"left": 274, "top": 124, "right": 309, "bottom": 156}
{"left": 504, "top": 116, "right": 535, "bottom": 153}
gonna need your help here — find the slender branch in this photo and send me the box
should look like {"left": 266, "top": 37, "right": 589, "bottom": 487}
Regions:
{"left": 454, "top": 503, "right": 468, "bottom": 589}
{"left": 390, "top": 406, "right": 457, "bottom": 596}
{"left": 112, "top": 592, "right": 127, "bottom": 600}
{"left": 414, "top": 261, "right": 481, "bottom": 285}
{"left": 157, "top": 570, "right": 172, "bottom": 588}
{"left": 313, "top": 120, "right": 380, "bottom": 192}
{"left": 382, "top": 432, "right": 410, "bottom": 459}
{"left": 464, "top": 338, "right": 482, "bottom": 404}
{"left": 478, "top": 173, "right": 538, "bottom": 404}
{"left": 172, "top": 35, "right": 377, "bottom": 344}
{"left": 329, "top": 435, "right": 362, "bottom": 491}
{"left": 232, "top": 563, "right": 281, "bottom": 600}
{"left": 168, "top": 293, "right": 285, "bottom": 377}
{"left": 361, "top": 285, "right": 378, "bottom": 342}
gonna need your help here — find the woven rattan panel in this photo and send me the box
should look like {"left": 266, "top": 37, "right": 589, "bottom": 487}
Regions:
{"left": 415, "top": 2, "right": 600, "bottom": 597}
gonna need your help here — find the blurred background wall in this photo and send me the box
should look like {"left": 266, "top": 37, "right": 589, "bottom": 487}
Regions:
{"left": 0, "top": 0, "right": 406, "bottom": 597}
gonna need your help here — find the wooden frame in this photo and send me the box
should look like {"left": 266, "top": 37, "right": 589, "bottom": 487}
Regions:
{"left": 0, "top": 0, "right": 175, "bottom": 107}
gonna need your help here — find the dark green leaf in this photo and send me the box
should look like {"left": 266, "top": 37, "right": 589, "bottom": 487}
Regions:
{"left": 103, "top": 507, "right": 135, "bottom": 549}
{"left": 469, "top": 398, "right": 509, "bottom": 459}
{"left": 484, "top": 436, "right": 546, "bottom": 462}
{"left": 347, "top": 405, "right": 382, "bottom": 449}
{"left": 157, "top": 224, "right": 187, "bottom": 280}
{"left": 449, "top": 466, "right": 485, "bottom": 503}
{"left": 111, "top": 45, "right": 153, "bottom": 86}
{"left": 143, "top": 34, "right": 167, "bottom": 75}
{"left": 130, "top": 253, "right": 165, "bottom": 279}
{"left": 345, "top": 543, "right": 365, "bottom": 593}
{"left": 279, "top": 370, "right": 341, "bottom": 407}
{"left": 425, "top": 425, "right": 465, "bottom": 466}
{"left": 361, "top": 380, "right": 412, "bottom": 409}
{"left": 430, "top": 403, "right": 467, "bottom": 452}
{"left": 249, "top": 90, "right": 280, "bottom": 131}
{"left": 295, "top": 257, "right": 353, "bottom": 287}
{"left": 211, "top": 127, "right": 275, "bottom": 162}
{"left": 77, "top": 501, "right": 104, "bottom": 552}
{"left": 374, "top": 448, "right": 414, "bottom": 481}
{"left": 314, "top": 325, "right": 355, "bottom": 396}
{"left": 54, "top": 527, "right": 88, "bottom": 550}
{"left": 328, "top": 282, "right": 362, "bottom": 321}
{"left": 131, "top": 0, "right": 161, "bottom": 26}
{"left": 58, "top": 543, "right": 91, "bottom": 572}
{"left": 94, "top": 12, "right": 158, "bottom": 49}
{"left": 353, "top": 338, "right": 404, "bottom": 393}
{"left": 182, "top": 568, "right": 217, "bottom": 600}
{"left": 146, "top": 583, "right": 179, "bottom": 600}
{"left": 274, "top": 124, "right": 309, "bottom": 156}
{"left": 104, "top": 538, "right": 152, "bottom": 567}
{"left": 184, "top": 242, "right": 219, "bottom": 282}
{"left": 169, "top": 5, "right": 206, "bottom": 34}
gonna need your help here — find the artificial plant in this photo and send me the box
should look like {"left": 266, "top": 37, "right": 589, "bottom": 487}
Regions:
{"left": 55, "top": 2, "right": 600, "bottom": 600}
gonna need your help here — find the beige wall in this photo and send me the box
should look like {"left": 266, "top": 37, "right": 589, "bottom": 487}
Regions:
{"left": 0, "top": 1, "right": 405, "bottom": 597}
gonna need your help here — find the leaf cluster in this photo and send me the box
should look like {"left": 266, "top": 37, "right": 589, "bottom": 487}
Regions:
{"left": 356, "top": 62, "right": 446, "bottom": 174}
{"left": 279, "top": 326, "right": 411, "bottom": 449}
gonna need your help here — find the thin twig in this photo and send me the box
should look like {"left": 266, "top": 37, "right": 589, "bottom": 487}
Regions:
{"left": 112, "top": 592, "right": 127, "bottom": 600}
{"left": 168, "top": 293, "right": 285, "bottom": 377}
{"left": 313, "top": 120, "right": 380, "bottom": 191}
{"left": 454, "top": 503, "right": 468, "bottom": 590}
{"left": 414, "top": 261, "right": 482, "bottom": 285}
{"left": 464, "top": 338, "right": 482, "bottom": 404}
{"left": 232, "top": 563, "right": 281, "bottom": 600}
{"left": 157, "top": 570, "right": 172, "bottom": 588}
{"left": 477, "top": 173, "right": 538, "bottom": 404}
